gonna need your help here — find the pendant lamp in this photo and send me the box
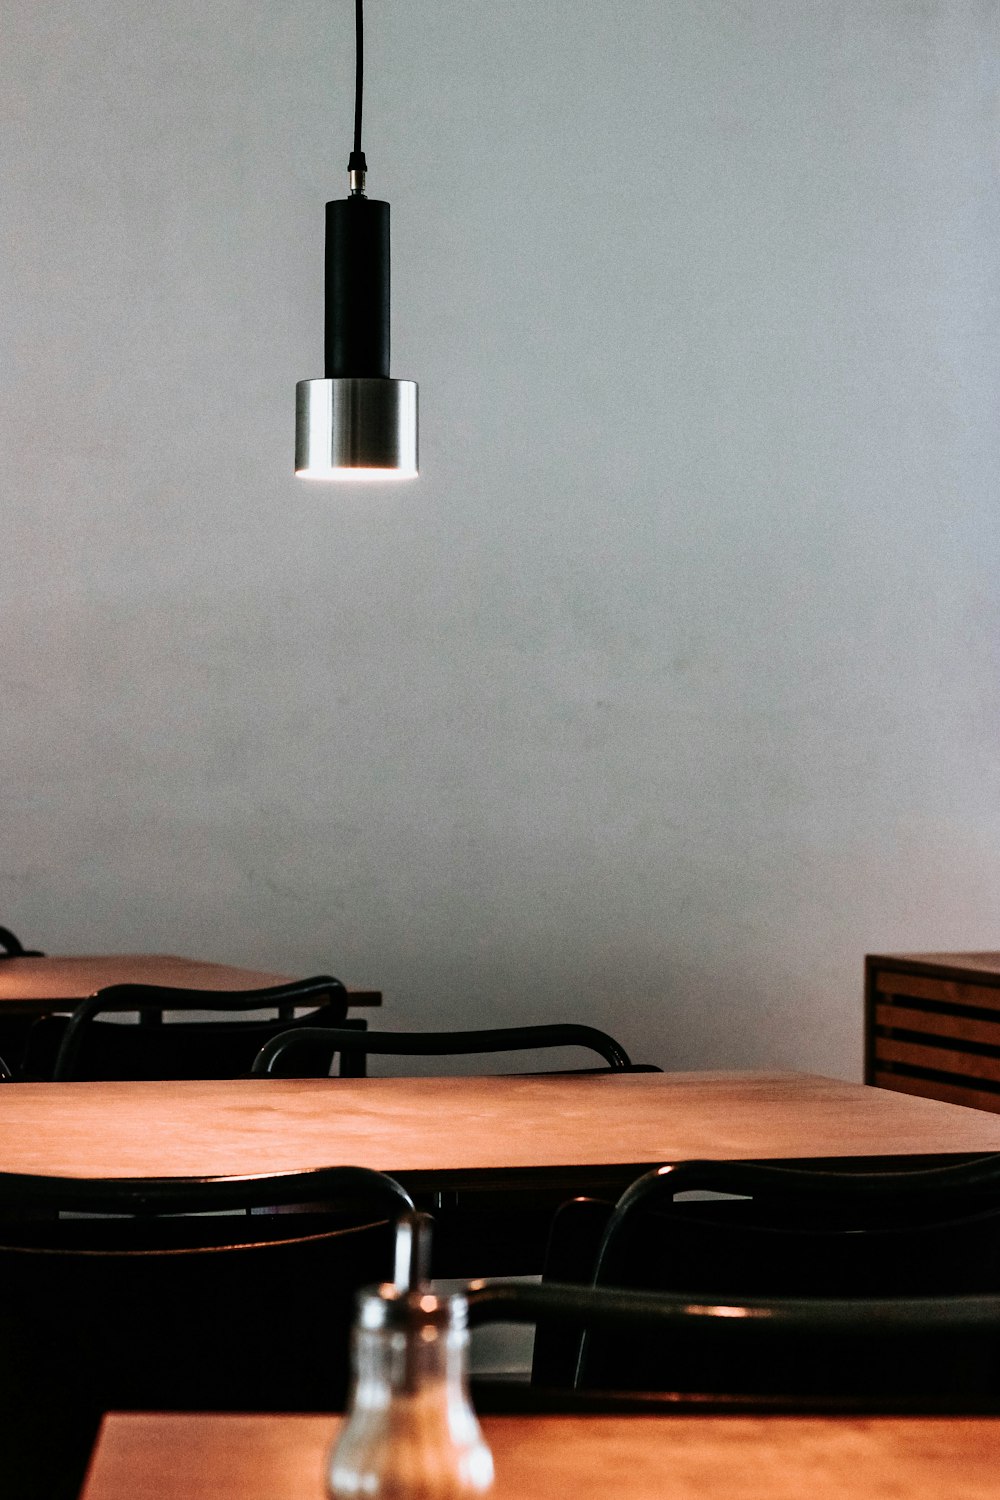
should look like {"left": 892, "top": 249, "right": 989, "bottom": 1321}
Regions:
{"left": 295, "top": 0, "right": 418, "bottom": 481}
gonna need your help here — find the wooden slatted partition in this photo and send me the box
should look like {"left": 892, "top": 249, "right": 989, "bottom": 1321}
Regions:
{"left": 866, "top": 953, "right": 1000, "bottom": 1114}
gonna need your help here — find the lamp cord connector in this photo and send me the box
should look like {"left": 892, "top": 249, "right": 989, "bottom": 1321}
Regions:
{"left": 348, "top": 148, "right": 367, "bottom": 196}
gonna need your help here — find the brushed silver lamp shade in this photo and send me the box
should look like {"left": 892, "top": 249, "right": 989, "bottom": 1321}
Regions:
{"left": 295, "top": 377, "right": 418, "bottom": 480}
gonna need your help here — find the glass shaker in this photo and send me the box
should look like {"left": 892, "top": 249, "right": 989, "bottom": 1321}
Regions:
{"left": 327, "top": 1283, "right": 494, "bottom": 1498}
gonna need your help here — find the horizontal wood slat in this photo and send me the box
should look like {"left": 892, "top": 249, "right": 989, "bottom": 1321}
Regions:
{"left": 874, "top": 971, "right": 1000, "bottom": 1011}
{"left": 874, "top": 1001, "right": 1000, "bottom": 1050}
{"left": 877, "top": 1037, "right": 1000, "bottom": 1085}
{"left": 873, "top": 1069, "right": 1000, "bottom": 1116}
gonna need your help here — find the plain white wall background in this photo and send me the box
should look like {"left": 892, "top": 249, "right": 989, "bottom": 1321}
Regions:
{"left": 2, "top": 1, "right": 998, "bottom": 1078}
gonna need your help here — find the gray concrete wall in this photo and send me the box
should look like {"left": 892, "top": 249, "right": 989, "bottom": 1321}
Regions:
{"left": 3, "top": 1, "right": 998, "bottom": 1077}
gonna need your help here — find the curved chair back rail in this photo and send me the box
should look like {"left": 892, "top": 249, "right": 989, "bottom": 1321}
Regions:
{"left": 593, "top": 1151, "right": 1000, "bottom": 1290}
{"left": 45, "top": 975, "right": 349, "bottom": 1082}
{"left": 617, "top": 1152, "right": 1000, "bottom": 1209}
{"left": 0, "top": 926, "right": 44, "bottom": 958}
{"left": 0, "top": 1163, "right": 413, "bottom": 1218}
{"left": 251, "top": 1022, "right": 638, "bottom": 1077}
{"left": 468, "top": 1277, "right": 1000, "bottom": 1334}
{"left": 468, "top": 1279, "right": 1000, "bottom": 1405}
{"left": 533, "top": 1153, "right": 1000, "bottom": 1385}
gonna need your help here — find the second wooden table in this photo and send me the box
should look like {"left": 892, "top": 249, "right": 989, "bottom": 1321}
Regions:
{"left": 1, "top": 1071, "right": 999, "bottom": 1193}
{"left": 0, "top": 954, "right": 382, "bottom": 1015}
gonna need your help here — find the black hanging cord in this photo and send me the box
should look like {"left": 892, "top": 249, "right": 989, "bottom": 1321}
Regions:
{"left": 348, "top": 0, "right": 367, "bottom": 175}
{"left": 354, "top": 0, "right": 363, "bottom": 155}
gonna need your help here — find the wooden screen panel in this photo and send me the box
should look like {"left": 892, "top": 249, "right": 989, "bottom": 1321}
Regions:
{"left": 873, "top": 970, "right": 1000, "bottom": 1013}
{"left": 868, "top": 956, "right": 1000, "bottom": 1115}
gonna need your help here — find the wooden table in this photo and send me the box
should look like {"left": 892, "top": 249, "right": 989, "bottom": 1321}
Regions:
{"left": 0, "top": 955, "right": 382, "bottom": 1016}
{"left": 2, "top": 1071, "right": 1000, "bottom": 1192}
{"left": 80, "top": 1411, "right": 1000, "bottom": 1499}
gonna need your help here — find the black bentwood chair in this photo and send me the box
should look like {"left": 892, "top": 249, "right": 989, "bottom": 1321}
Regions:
{"left": 466, "top": 1280, "right": 1000, "bottom": 1413}
{"left": 21, "top": 975, "right": 353, "bottom": 1081}
{"left": 251, "top": 1024, "right": 658, "bottom": 1278}
{"left": 0, "top": 1166, "right": 413, "bottom": 1500}
{"left": 251, "top": 1022, "right": 660, "bottom": 1078}
{"left": 532, "top": 1153, "right": 1000, "bottom": 1384}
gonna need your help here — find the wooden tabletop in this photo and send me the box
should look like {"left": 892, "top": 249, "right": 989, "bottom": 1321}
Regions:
{"left": 0, "top": 955, "right": 381, "bottom": 1013}
{"left": 2, "top": 1071, "right": 1000, "bottom": 1188}
{"left": 81, "top": 1411, "right": 1000, "bottom": 1499}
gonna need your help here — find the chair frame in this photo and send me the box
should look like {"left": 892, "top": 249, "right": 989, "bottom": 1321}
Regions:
{"left": 46, "top": 975, "right": 349, "bottom": 1081}
{"left": 532, "top": 1152, "right": 1000, "bottom": 1385}
{"left": 252, "top": 1022, "right": 650, "bottom": 1076}
{"left": 0, "top": 1165, "right": 414, "bottom": 1500}
{"left": 467, "top": 1278, "right": 1000, "bottom": 1413}
{"left": 0, "top": 1163, "right": 414, "bottom": 1218}
{"left": 469, "top": 1276, "right": 1000, "bottom": 1335}
{"left": 591, "top": 1152, "right": 1000, "bottom": 1285}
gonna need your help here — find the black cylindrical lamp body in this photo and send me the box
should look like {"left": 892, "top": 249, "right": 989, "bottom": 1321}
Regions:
{"left": 296, "top": 192, "right": 416, "bottom": 480}
{"left": 325, "top": 197, "right": 390, "bottom": 379}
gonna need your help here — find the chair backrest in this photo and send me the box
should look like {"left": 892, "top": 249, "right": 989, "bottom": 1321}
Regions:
{"left": 589, "top": 1154, "right": 1000, "bottom": 1299}
{"left": 23, "top": 976, "right": 350, "bottom": 1081}
{"left": 0, "top": 1052, "right": 12, "bottom": 1080}
{"left": 467, "top": 1279, "right": 1000, "bottom": 1409}
{"left": 251, "top": 1023, "right": 657, "bottom": 1076}
{"left": 533, "top": 1155, "right": 1000, "bottom": 1385}
{"left": 0, "top": 1166, "right": 412, "bottom": 1500}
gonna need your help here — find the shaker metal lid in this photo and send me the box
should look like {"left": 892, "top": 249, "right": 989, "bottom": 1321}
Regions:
{"left": 357, "top": 1283, "right": 468, "bottom": 1332}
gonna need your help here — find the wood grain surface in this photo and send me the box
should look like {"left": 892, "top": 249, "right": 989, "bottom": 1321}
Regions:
{"left": 1, "top": 1071, "right": 999, "bottom": 1184}
{"left": 81, "top": 1411, "right": 1000, "bottom": 1500}
{"left": 873, "top": 970, "right": 1000, "bottom": 1011}
{"left": 0, "top": 955, "right": 381, "bottom": 1012}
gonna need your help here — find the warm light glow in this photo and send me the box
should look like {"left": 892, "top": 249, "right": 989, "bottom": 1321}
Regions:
{"left": 690, "top": 1303, "right": 755, "bottom": 1319}
{"left": 295, "top": 466, "right": 418, "bottom": 481}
